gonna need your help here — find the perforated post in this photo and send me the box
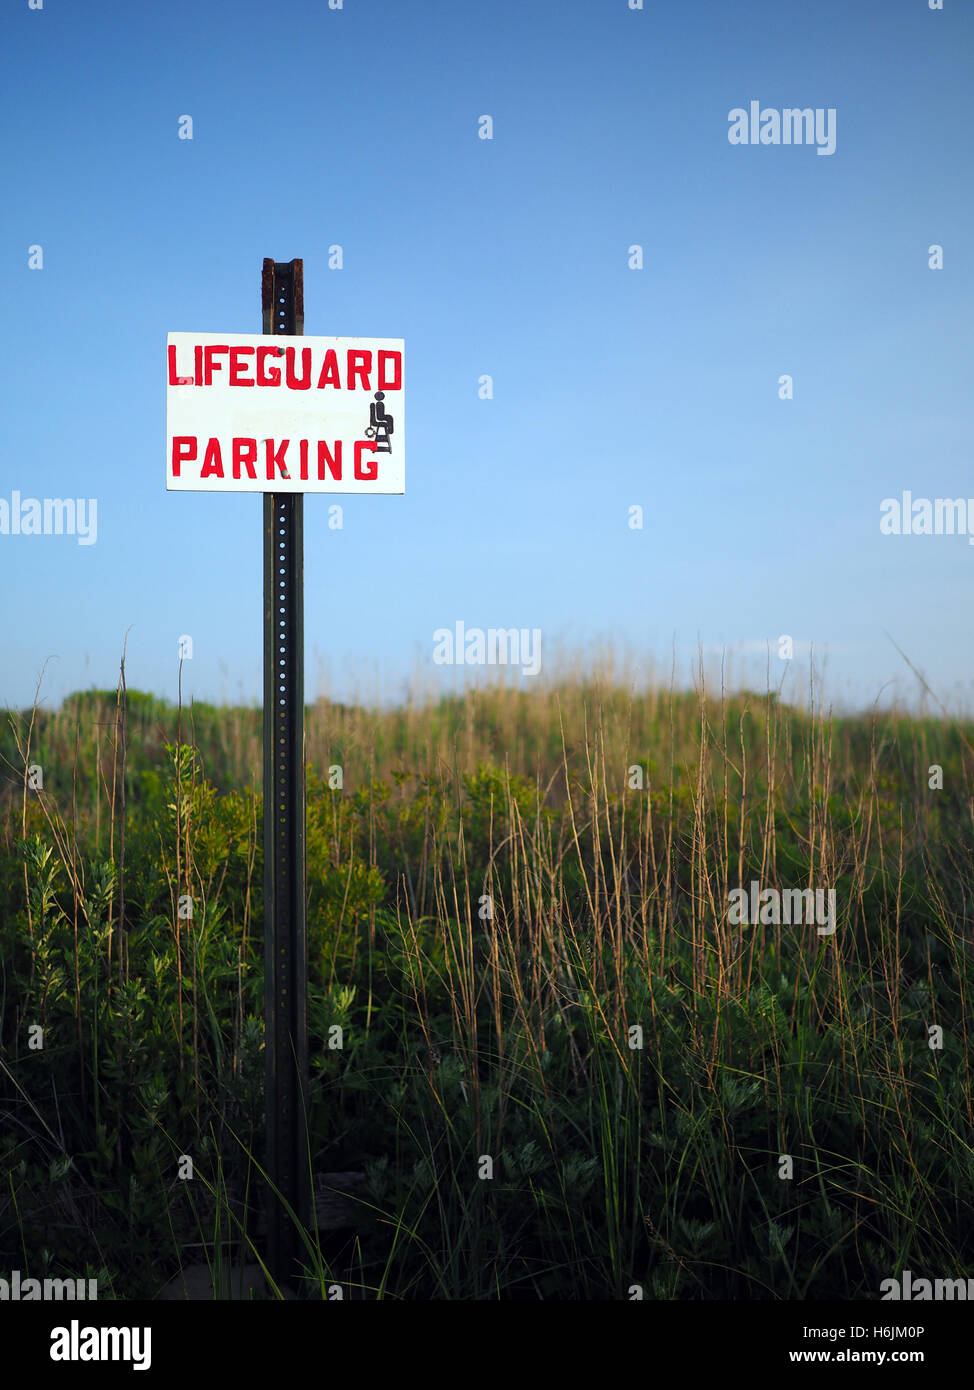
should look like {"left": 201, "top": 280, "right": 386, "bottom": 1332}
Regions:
{"left": 262, "top": 257, "right": 309, "bottom": 1287}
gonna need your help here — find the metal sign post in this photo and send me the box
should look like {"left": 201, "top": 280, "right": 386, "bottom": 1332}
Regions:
{"left": 165, "top": 258, "right": 405, "bottom": 1293}
{"left": 261, "top": 258, "right": 309, "bottom": 1288}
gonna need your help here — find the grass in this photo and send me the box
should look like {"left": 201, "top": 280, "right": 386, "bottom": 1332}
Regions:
{"left": 1, "top": 659, "right": 972, "bottom": 1298}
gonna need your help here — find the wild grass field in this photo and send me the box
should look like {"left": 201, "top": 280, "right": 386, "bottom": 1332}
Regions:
{"left": 1, "top": 666, "right": 973, "bottom": 1299}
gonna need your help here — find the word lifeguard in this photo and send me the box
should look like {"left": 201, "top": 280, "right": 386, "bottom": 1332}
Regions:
{"left": 167, "top": 342, "right": 402, "bottom": 392}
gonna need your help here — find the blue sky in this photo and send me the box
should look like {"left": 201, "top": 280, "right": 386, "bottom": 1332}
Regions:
{"left": 2, "top": 0, "right": 972, "bottom": 716}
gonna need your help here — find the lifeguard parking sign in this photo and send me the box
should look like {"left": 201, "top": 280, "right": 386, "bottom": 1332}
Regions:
{"left": 166, "top": 332, "right": 405, "bottom": 494}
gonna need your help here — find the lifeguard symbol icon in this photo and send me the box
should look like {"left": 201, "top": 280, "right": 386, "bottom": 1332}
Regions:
{"left": 365, "top": 391, "right": 394, "bottom": 453}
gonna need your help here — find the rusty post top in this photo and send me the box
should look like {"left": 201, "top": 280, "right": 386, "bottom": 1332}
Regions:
{"left": 262, "top": 258, "right": 304, "bottom": 324}
{"left": 261, "top": 258, "right": 275, "bottom": 317}
{"left": 291, "top": 260, "right": 304, "bottom": 326}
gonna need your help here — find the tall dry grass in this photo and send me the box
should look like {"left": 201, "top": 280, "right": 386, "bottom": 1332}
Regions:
{"left": 1, "top": 657, "right": 972, "bottom": 1297}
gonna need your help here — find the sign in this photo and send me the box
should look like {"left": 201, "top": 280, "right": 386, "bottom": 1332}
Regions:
{"left": 166, "top": 332, "right": 405, "bottom": 493}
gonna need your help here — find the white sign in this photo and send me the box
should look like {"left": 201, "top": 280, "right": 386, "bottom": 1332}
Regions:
{"left": 166, "top": 332, "right": 405, "bottom": 493}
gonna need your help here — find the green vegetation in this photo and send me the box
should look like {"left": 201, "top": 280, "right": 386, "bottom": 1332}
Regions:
{"left": 1, "top": 673, "right": 973, "bottom": 1298}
